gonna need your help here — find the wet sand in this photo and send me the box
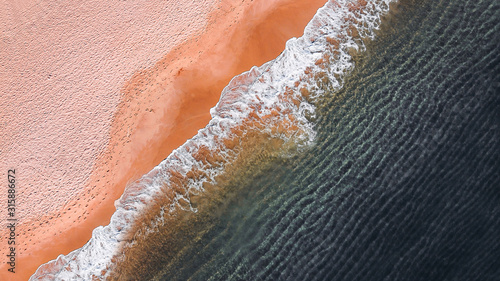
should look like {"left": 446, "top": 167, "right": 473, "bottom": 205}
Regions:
{"left": 0, "top": 0, "right": 326, "bottom": 280}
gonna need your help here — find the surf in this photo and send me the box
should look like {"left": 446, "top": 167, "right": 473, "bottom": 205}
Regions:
{"left": 30, "top": 0, "right": 396, "bottom": 280}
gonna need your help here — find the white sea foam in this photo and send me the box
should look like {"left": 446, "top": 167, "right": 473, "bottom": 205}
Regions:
{"left": 30, "top": 1, "right": 395, "bottom": 279}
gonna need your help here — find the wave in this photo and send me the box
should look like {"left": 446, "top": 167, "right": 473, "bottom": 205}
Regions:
{"left": 30, "top": 0, "right": 395, "bottom": 279}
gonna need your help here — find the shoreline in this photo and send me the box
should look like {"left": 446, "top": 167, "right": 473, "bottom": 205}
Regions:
{"left": 1, "top": 0, "right": 327, "bottom": 280}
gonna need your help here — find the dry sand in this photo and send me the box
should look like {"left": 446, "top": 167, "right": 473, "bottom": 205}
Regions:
{"left": 0, "top": 0, "right": 326, "bottom": 279}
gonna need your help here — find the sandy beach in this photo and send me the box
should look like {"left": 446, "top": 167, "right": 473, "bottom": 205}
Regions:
{"left": 0, "top": 0, "right": 326, "bottom": 279}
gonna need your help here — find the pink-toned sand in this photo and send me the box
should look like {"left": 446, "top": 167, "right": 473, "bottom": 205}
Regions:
{"left": 0, "top": 0, "right": 326, "bottom": 280}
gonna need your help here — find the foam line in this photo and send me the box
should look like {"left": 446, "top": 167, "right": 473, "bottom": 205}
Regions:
{"left": 30, "top": 1, "right": 395, "bottom": 279}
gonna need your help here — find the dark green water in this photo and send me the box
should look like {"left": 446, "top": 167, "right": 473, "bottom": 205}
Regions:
{"left": 156, "top": 0, "right": 499, "bottom": 280}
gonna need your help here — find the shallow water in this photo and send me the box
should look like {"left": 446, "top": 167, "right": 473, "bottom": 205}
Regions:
{"left": 150, "top": 0, "right": 500, "bottom": 280}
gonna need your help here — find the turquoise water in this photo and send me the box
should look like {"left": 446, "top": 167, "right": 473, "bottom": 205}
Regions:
{"left": 129, "top": 0, "right": 500, "bottom": 279}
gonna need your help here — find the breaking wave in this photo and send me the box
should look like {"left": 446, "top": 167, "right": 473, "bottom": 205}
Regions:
{"left": 30, "top": 0, "right": 396, "bottom": 279}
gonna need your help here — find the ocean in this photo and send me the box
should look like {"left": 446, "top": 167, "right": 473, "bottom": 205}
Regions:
{"left": 31, "top": 0, "right": 499, "bottom": 280}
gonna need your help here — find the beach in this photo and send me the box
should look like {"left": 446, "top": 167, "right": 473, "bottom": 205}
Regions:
{"left": 0, "top": 0, "right": 326, "bottom": 279}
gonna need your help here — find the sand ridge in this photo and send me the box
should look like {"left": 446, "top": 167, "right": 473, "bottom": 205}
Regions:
{"left": 0, "top": 0, "right": 327, "bottom": 279}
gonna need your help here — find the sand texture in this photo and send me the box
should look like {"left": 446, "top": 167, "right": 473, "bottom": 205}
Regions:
{"left": 0, "top": 0, "right": 326, "bottom": 279}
